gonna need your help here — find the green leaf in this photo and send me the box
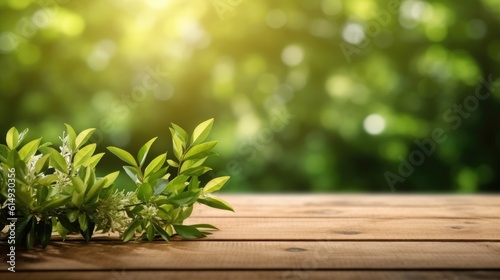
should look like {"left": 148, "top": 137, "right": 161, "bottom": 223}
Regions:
{"left": 168, "top": 207, "right": 183, "bottom": 223}
{"left": 27, "top": 218, "right": 36, "bottom": 250}
{"left": 73, "top": 144, "right": 96, "bottom": 167}
{"left": 38, "top": 196, "right": 71, "bottom": 212}
{"left": 191, "top": 224, "right": 219, "bottom": 230}
{"left": 14, "top": 215, "right": 33, "bottom": 246}
{"left": 11, "top": 179, "right": 32, "bottom": 210}
{"left": 58, "top": 214, "right": 79, "bottom": 232}
{"left": 78, "top": 213, "right": 88, "bottom": 232}
{"left": 99, "top": 184, "right": 116, "bottom": 200}
{"left": 179, "top": 157, "right": 207, "bottom": 173}
{"left": 18, "top": 138, "right": 41, "bottom": 161}
{"left": 177, "top": 206, "right": 194, "bottom": 222}
{"left": 146, "top": 224, "right": 155, "bottom": 241}
{"left": 181, "top": 166, "right": 212, "bottom": 176}
{"left": 167, "top": 207, "right": 182, "bottom": 222}
{"left": 137, "top": 182, "right": 153, "bottom": 202}
{"left": 183, "top": 141, "right": 217, "bottom": 160}
{"left": 38, "top": 141, "right": 52, "bottom": 149}
{"left": 152, "top": 222, "right": 170, "bottom": 242}
{"left": 81, "top": 153, "right": 104, "bottom": 168}
{"left": 167, "top": 159, "right": 179, "bottom": 167}
{"left": 170, "top": 128, "right": 184, "bottom": 161}
{"left": 123, "top": 218, "right": 142, "bottom": 242}
{"left": 144, "top": 153, "right": 166, "bottom": 178}
{"left": 153, "top": 178, "right": 169, "bottom": 195}
{"left": 6, "top": 148, "right": 20, "bottom": 167}
{"left": 173, "top": 224, "right": 206, "bottom": 239}
{"left": 67, "top": 210, "right": 79, "bottom": 223}
{"left": 75, "top": 128, "right": 96, "bottom": 149}
{"left": 146, "top": 166, "right": 169, "bottom": 185}
{"left": 64, "top": 123, "right": 77, "bottom": 151}
{"left": 17, "top": 128, "right": 29, "bottom": 146}
{"left": 137, "top": 137, "right": 158, "bottom": 167}
{"left": 165, "top": 175, "right": 189, "bottom": 193}
{"left": 107, "top": 146, "right": 138, "bottom": 167}
{"left": 198, "top": 196, "right": 234, "bottom": 212}
{"left": 13, "top": 157, "right": 28, "bottom": 182}
{"left": 72, "top": 176, "right": 87, "bottom": 207}
{"left": 80, "top": 220, "right": 95, "bottom": 242}
{"left": 168, "top": 190, "right": 200, "bottom": 206}
{"left": 171, "top": 123, "right": 188, "bottom": 146}
{"left": 78, "top": 166, "right": 94, "bottom": 186}
{"left": 71, "top": 176, "right": 86, "bottom": 194}
{"left": 0, "top": 144, "right": 9, "bottom": 162}
{"left": 45, "top": 147, "right": 68, "bottom": 173}
{"left": 36, "top": 174, "right": 58, "bottom": 186}
{"left": 85, "top": 177, "right": 107, "bottom": 203}
{"left": 194, "top": 120, "right": 214, "bottom": 145}
{"left": 102, "top": 171, "right": 120, "bottom": 188}
{"left": 203, "top": 176, "right": 230, "bottom": 193}
{"left": 36, "top": 186, "right": 49, "bottom": 204}
{"left": 72, "top": 191, "right": 85, "bottom": 207}
{"left": 191, "top": 118, "right": 214, "bottom": 146}
{"left": 56, "top": 222, "right": 69, "bottom": 240}
{"left": 157, "top": 204, "right": 174, "bottom": 220}
{"left": 123, "top": 166, "right": 140, "bottom": 183}
{"left": 34, "top": 154, "right": 51, "bottom": 173}
{"left": 6, "top": 127, "right": 19, "bottom": 149}
{"left": 37, "top": 219, "right": 52, "bottom": 249}
{"left": 165, "top": 225, "right": 173, "bottom": 236}
{"left": 188, "top": 176, "right": 200, "bottom": 191}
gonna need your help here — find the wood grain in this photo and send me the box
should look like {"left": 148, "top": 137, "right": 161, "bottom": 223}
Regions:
{"left": 1, "top": 195, "right": 499, "bottom": 279}
{"left": 3, "top": 270, "right": 500, "bottom": 280}
{"left": 2, "top": 241, "right": 500, "bottom": 270}
{"left": 38, "top": 216, "right": 500, "bottom": 242}
{"left": 193, "top": 205, "right": 500, "bottom": 218}
{"left": 192, "top": 195, "right": 500, "bottom": 218}
{"left": 184, "top": 217, "right": 500, "bottom": 241}
{"left": 213, "top": 194, "right": 500, "bottom": 207}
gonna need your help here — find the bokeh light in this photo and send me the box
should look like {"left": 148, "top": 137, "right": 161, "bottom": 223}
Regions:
{"left": 363, "top": 114, "right": 386, "bottom": 135}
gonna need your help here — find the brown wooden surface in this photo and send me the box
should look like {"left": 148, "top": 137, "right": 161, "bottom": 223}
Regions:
{"left": 1, "top": 194, "right": 500, "bottom": 279}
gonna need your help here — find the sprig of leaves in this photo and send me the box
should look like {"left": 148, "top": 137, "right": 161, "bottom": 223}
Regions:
{"left": 107, "top": 118, "right": 233, "bottom": 242}
{"left": 0, "top": 119, "right": 232, "bottom": 249}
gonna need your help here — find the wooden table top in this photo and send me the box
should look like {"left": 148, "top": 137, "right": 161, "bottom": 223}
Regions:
{"left": 1, "top": 194, "right": 500, "bottom": 279}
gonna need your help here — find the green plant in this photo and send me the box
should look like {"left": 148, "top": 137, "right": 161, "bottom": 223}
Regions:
{"left": 0, "top": 119, "right": 232, "bottom": 249}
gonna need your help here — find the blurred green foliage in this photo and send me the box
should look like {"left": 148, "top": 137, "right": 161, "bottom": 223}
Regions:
{"left": 1, "top": 0, "right": 499, "bottom": 192}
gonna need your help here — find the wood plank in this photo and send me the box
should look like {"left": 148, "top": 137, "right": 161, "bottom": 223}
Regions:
{"left": 193, "top": 204, "right": 500, "bottom": 218}
{"left": 2, "top": 241, "right": 499, "bottom": 270}
{"left": 2, "top": 270, "right": 500, "bottom": 280}
{"left": 182, "top": 217, "right": 500, "bottom": 241}
{"left": 214, "top": 194, "right": 500, "bottom": 207}
{"left": 30, "top": 216, "right": 500, "bottom": 241}
{"left": 2, "top": 195, "right": 498, "bottom": 276}
{"left": 190, "top": 195, "right": 500, "bottom": 218}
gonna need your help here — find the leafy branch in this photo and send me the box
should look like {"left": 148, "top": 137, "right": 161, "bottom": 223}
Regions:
{"left": 0, "top": 119, "right": 232, "bottom": 249}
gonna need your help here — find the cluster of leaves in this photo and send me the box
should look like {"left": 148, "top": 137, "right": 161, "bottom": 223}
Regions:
{"left": 0, "top": 119, "right": 232, "bottom": 249}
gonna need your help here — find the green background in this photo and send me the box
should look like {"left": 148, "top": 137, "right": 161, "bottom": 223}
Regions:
{"left": 1, "top": 0, "right": 499, "bottom": 192}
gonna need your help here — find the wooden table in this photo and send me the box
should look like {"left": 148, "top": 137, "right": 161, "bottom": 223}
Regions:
{"left": 1, "top": 194, "right": 500, "bottom": 279}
